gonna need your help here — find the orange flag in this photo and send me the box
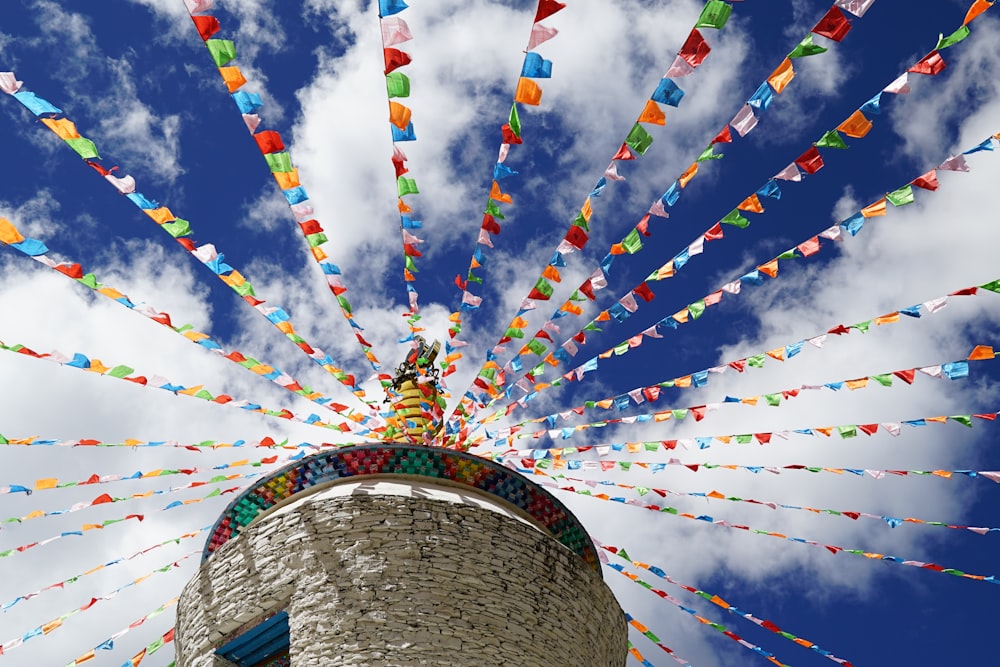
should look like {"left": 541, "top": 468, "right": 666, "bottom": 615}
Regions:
{"left": 514, "top": 78, "right": 542, "bottom": 105}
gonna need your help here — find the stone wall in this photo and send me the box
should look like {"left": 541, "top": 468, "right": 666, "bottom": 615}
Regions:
{"left": 176, "top": 493, "right": 627, "bottom": 666}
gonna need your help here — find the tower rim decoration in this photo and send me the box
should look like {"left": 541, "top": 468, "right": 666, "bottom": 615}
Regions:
{"left": 202, "top": 443, "right": 602, "bottom": 572}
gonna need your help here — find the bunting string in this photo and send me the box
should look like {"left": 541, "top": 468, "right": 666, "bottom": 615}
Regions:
{"left": 474, "top": 0, "right": 897, "bottom": 412}
{"left": 0, "top": 78, "right": 381, "bottom": 412}
{"left": 606, "top": 564, "right": 791, "bottom": 666}
{"left": 467, "top": 132, "right": 1000, "bottom": 424}
{"left": 502, "top": 454, "right": 1000, "bottom": 484}
{"left": 0, "top": 552, "right": 197, "bottom": 655}
{"left": 446, "top": 0, "right": 742, "bottom": 429}
{"left": 375, "top": 0, "right": 429, "bottom": 325}
{"left": 60, "top": 598, "right": 177, "bottom": 667}
{"left": 0, "top": 433, "right": 332, "bottom": 452}
{"left": 441, "top": 0, "right": 571, "bottom": 381}
{"left": 0, "top": 216, "right": 382, "bottom": 435}
{"left": 496, "top": 404, "right": 1000, "bottom": 459}
{"left": 0, "top": 338, "right": 371, "bottom": 436}
{"left": 0, "top": 471, "right": 267, "bottom": 560}
{"left": 625, "top": 620, "right": 691, "bottom": 666}
{"left": 566, "top": 474, "right": 1000, "bottom": 535}
{"left": 491, "top": 284, "right": 998, "bottom": 424}
{"left": 116, "top": 626, "right": 175, "bottom": 667}
{"left": 473, "top": 349, "right": 993, "bottom": 446}
{"left": 182, "top": 3, "right": 384, "bottom": 375}
{"left": 1, "top": 527, "right": 209, "bottom": 612}
{"left": 0, "top": 451, "right": 286, "bottom": 497}
{"left": 572, "top": 481, "right": 1000, "bottom": 584}
{"left": 606, "top": 546, "right": 854, "bottom": 666}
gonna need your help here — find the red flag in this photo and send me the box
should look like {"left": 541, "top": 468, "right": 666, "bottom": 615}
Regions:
{"left": 678, "top": 29, "right": 711, "bottom": 68}
{"left": 911, "top": 170, "right": 939, "bottom": 190}
{"left": 811, "top": 6, "right": 851, "bottom": 42}
{"left": 253, "top": 130, "right": 284, "bottom": 154}
{"left": 384, "top": 48, "right": 412, "bottom": 74}
{"left": 534, "top": 0, "right": 566, "bottom": 23}
{"left": 908, "top": 51, "right": 945, "bottom": 75}
{"left": 794, "top": 146, "right": 824, "bottom": 174}
{"left": 191, "top": 15, "right": 221, "bottom": 40}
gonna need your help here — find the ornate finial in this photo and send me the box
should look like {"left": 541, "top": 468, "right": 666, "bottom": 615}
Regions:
{"left": 385, "top": 336, "right": 443, "bottom": 443}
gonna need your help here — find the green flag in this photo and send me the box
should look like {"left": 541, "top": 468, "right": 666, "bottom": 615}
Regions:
{"left": 950, "top": 415, "right": 973, "bottom": 427}
{"left": 162, "top": 218, "right": 192, "bottom": 238}
{"left": 64, "top": 137, "right": 99, "bottom": 159}
{"left": 397, "top": 176, "right": 419, "bottom": 196}
{"left": 747, "top": 354, "right": 766, "bottom": 367}
{"left": 688, "top": 299, "right": 706, "bottom": 319}
{"left": 871, "top": 374, "right": 893, "bottom": 387}
{"left": 625, "top": 123, "right": 654, "bottom": 155}
{"left": 265, "top": 152, "right": 293, "bottom": 173}
{"left": 526, "top": 338, "right": 547, "bottom": 356}
{"left": 697, "top": 144, "right": 723, "bottom": 161}
{"left": 386, "top": 71, "right": 410, "bottom": 97}
{"left": 764, "top": 393, "right": 781, "bottom": 406}
{"left": 622, "top": 228, "right": 643, "bottom": 254}
{"left": 696, "top": 0, "right": 732, "bottom": 29}
{"left": 720, "top": 209, "right": 749, "bottom": 228}
{"left": 108, "top": 365, "right": 134, "bottom": 378}
{"left": 508, "top": 103, "right": 521, "bottom": 137}
{"left": 484, "top": 199, "right": 505, "bottom": 218}
{"left": 886, "top": 185, "right": 915, "bottom": 206}
{"left": 788, "top": 35, "right": 828, "bottom": 59}
{"left": 837, "top": 425, "right": 857, "bottom": 439}
{"left": 816, "top": 129, "right": 848, "bottom": 149}
{"left": 305, "top": 232, "right": 328, "bottom": 247}
{"left": 980, "top": 279, "right": 1000, "bottom": 293}
{"left": 936, "top": 25, "right": 971, "bottom": 50}
{"left": 206, "top": 39, "right": 237, "bottom": 66}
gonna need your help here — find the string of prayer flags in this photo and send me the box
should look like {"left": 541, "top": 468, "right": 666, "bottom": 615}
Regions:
{"left": 625, "top": 621, "right": 691, "bottom": 666}
{"left": 120, "top": 626, "right": 176, "bottom": 667}
{"left": 473, "top": 132, "right": 999, "bottom": 424}
{"left": 0, "top": 433, "right": 343, "bottom": 453}
{"left": 183, "top": 7, "right": 386, "bottom": 378}
{"left": 62, "top": 598, "right": 178, "bottom": 667}
{"left": 626, "top": 640, "right": 660, "bottom": 667}
{"left": 505, "top": 455, "right": 1000, "bottom": 487}
{"left": 441, "top": 0, "right": 570, "bottom": 384}
{"left": 0, "top": 451, "right": 286, "bottom": 498}
{"left": 1, "top": 79, "right": 381, "bottom": 413}
{"left": 0, "top": 552, "right": 196, "bottom": 655}
{"left": 447, "top": 0, "right": 741, "bottom": 430}
{"left": 559, "top": 474, "right": 1000, "bottom": 536}
{"left": 374, "top": 0, "right": 430, "bottom": 321}
{"left": 606, "top": 566, "right": 791, "bottom": 666}
{"left": 0, "top": 467, "right": 278, "bottom": 529}
{"left": 470, "top": 24, "right": 991, "bottom": 420}
{"left": 497, "top": 407, "right": 1000, "bottom": 459}
{"left": 0, "top": 513, "right": 146, "bottom": 562}
{"left": 476, "top": 350, "right": 994, "bottom": 446}
{"left": 0, "top": 219, "right": 381, "bottom": 435}
{"left": 557, "top": 480, "right": 1000, "bottom": 585}
{"left": 0, "top": 339, "right": 367, "bottom": 436}
{"left": 1, "top": 527, "right": 209, "bottom": 612}
{"left": 605, "top": 546, "right": 855, "bottom": 666}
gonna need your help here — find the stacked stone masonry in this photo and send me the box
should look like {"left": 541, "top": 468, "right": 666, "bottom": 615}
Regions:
{"left": 177, "top": 494, "right": 627, "bottom": 666}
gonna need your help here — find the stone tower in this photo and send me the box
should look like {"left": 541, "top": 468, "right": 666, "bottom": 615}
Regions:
{"left": 174, "top": 344, "right": 627, "bottom": 666}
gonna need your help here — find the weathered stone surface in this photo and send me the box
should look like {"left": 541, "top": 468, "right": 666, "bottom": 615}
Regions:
{"left": 177, "top": 494, "right": 626, "bottom": 666}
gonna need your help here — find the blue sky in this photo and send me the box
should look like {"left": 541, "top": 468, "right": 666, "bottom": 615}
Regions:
{"left": 1, "top": 0, "right": 1000, "bottom": 665}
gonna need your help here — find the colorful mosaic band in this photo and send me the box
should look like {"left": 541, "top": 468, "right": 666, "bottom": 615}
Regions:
{"left": 203, "top": 444, "right": 599, "bottom": 571}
